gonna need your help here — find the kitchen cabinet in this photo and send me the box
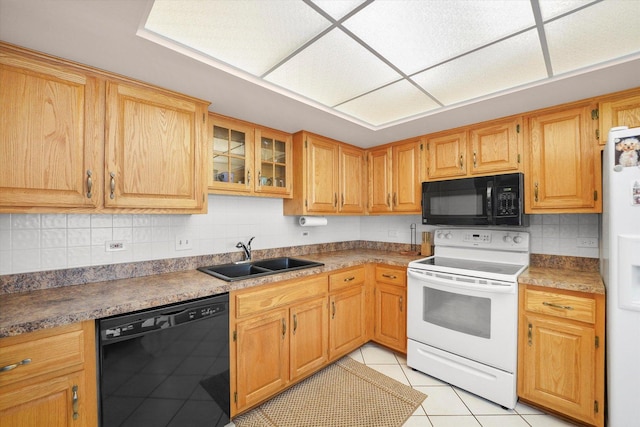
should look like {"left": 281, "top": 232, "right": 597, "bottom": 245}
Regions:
{"left": 599, "top": 88, "right": 640, "bottom": 145}
{"left": 208, "top": 113, "right": 292, "bottom": 198}
{"left": 105, "top": 80, "right": 208, "bottom": 212}
{"left": 373, "top": 265, "right": 407, "bottom": 353}
{"left": 230, "top": 274, "right": 328, "bottom": 415}
{"left": 368, "top": 139, "right": 421, "bottom": 214}
{"left": 0, "top": 44, "right": 102, "bottom": 211}
{"left": 0, "top": 42, "right": 209, "bottom": 214}
{"left": 524, "top": 103, "right": 601, "bottom": 213}
{"left": 517, "top": 285, "right": 605, "bottom": 427}
{"left": 424, "top": 117, "right": 522, "bottom": 181}
{"left": 328, "top": 267, "right": 368, "bottom": 360}
{"left": 0, "top": 321, "right": 98, "bottom": 427}
{"left": 284, "top": 131, "right": 365, "bottom": 215}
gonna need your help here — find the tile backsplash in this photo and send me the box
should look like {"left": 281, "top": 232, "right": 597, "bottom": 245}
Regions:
{"left": 0, "top": 195, "right": 600, "bottom": 275}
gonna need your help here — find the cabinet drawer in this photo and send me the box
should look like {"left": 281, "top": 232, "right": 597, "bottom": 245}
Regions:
{"left": 329, "top": 267, "right": 365, "bottom": 292}
{"left": 375, "top": 266, "right": 406, "bottom": 286}
{"left": 0, "top": 323, "right": 86, "bottom": 387}
{"left": 524, "top": 289, "right": 596, "bottom": 324}
{"left": 234, "top": 275, "right": 327, "bottom": 318}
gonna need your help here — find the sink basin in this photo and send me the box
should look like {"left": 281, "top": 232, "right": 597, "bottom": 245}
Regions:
{"left": 198, "top": 257, "right": 324, "bottom": 282}
{"left": 252, "top": 257, "right": 323, "bottom": 271}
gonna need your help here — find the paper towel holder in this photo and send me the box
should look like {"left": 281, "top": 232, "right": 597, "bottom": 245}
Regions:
{"left": 299, "top": 216, "right": 328, "bottom": 227}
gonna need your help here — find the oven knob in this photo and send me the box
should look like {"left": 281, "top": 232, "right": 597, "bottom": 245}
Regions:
{"left": 503, "top": 235, "right": 513, "bottom": 243}
{"left": 445, "top": 232, "right": 452, "bottom": 239}
{"left": 436, "top": 231, "right": 444, "bottom": 239}
{"left": 513, "top": 235, "right": 523, "bottom": 244}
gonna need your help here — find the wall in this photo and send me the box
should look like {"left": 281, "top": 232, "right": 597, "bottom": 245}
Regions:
{"left": 0, "top": 195, "right": 599, "bottom": 275}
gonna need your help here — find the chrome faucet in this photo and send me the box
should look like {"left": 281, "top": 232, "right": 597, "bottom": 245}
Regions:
{"left": 236, "top": 237, "right": 255, "bottom": 262}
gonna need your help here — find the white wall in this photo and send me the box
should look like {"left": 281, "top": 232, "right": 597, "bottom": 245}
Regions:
{"left": 0, "top": 195, "right": 599, "bottom": 275}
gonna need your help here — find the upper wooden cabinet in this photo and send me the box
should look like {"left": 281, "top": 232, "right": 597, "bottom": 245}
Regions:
{"left": 0, "top": 42, "right": 209, "bottom": 213}
{"left": 284, "top": 131, "right": 365, "bottom": 215}
{"left": 424, "top": 117, "right": 523, "bottom": 181}
{"left": 599, "top": 88, "right": 640, "bottom": 145}
{"left": 105, "top": 81, "right": 208, "bottom": 211}
{"left": 368, "top": 139, "right": 421, "bottom": 214}
{"left": 208, "top": 113, "right": 292, "bottom": 198}
{"left": 469, "top": 117, "right": 522, "bottom": 175}
{"left": 524, "top": 103, "right": 601, "bottom": 213}
{"left": 0, "top": 45, "right": 102, "bottom": 210}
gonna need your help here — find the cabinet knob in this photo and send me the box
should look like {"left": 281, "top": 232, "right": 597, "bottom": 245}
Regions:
{"left": 86, "top": 170, "right": 93, "bottom": 198}
{"left": 72, "top": 385, "right": 79, "bottom": 420}
{"left": 0, "top": 358, "right": 31, "bottom": 373}
{"left": 110, "top": 172, "right": 116, "bottom": 199}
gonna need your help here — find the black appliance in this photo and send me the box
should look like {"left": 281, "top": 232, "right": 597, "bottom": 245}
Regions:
{"left": 97, "top": 294, "right": 230, "bottom": 427}
{"left": 422, "top": 172, "right": 527, "bottom": 226}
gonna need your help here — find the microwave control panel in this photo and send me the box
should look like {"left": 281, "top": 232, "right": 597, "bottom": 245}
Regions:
{"left": 495, "top": 186, "right": 520, "bottom": 216}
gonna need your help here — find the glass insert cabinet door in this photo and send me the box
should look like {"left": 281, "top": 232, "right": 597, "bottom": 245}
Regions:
{"left": 255, "top": 128, "right": 291, "bottom": 195}
{"left": 209, "top": 115, "right": 254, "bottom": 192}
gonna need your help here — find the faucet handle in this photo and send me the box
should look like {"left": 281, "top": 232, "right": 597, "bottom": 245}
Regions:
{"left": 247, "top": 236, "right": 255, "bottom": 246}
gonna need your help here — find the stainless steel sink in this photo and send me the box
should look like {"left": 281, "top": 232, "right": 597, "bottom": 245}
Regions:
{"left": 198, "top": 257, "right": 324, "bottom": 282}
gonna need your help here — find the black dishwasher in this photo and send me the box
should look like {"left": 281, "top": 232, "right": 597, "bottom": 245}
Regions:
{"left": 97, "top": 293, "right": 230, "bottom": 427}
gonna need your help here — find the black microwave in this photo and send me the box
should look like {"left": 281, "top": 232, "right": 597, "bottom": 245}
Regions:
{"left": 422, "top": 173, "right": 528, "bottom": 226}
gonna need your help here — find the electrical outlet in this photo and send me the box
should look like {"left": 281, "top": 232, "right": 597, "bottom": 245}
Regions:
{"left": 175, "top": 235, "right": 193, "bottom": 251}
{"left": 577, "top": 237, "right": 598, "bottom": 248}
{"left": 105, "top": 241, "right": 126, "bottom": 252}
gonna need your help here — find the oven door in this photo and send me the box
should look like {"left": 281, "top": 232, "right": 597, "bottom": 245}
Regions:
{"left": 407, "top": 268, "right": 518, "bottom": 372}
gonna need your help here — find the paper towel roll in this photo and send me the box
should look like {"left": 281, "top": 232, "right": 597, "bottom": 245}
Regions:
{"left": 299, "top": 216, "right": 328, "bottom": 227}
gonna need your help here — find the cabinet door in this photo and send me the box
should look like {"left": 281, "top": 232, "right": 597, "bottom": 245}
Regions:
{"left": 426, "top": 131, "right": 467, "bottom": 180}
{"left": 392, "top": 140, "right": 421, "bottom": 212}
{"left": 0, "top": 370, "right": 90, "bottom": 427}
{"left": 209, "top": 114, "right": 253, "bottom": 194}
{"left": 526, "top": 105, "right": 600, "bottom": 212}
{"left": 469, "top": 117, "right": 522, "bottom": 175}
{"left": 338, "top": 145, "right": 366, "bottom": 214}
{"left": 306, "top": 136, "right": 338, "bottom": 213}
{"left": 105, "top": 81, "right": 207, "bottom": 211}
{"left": 290, "top": 297, "right": 328, "bottom": 381}
{"left": 374, "top": 282, "right": 406, "bottom": 353}
{"left": 0, "top": 51, "right": 101, "bottom": 210}
{"left": 235, "top": 309, "right": 289, "bottom": 411}
{"left": 368, "top": 147, "right": 392, "bottom": 213}
{"left": 520, "top": 314, "right": 596, "bottom": 425}
{"left": 600, "top": 92, "right": 640, "bottom": 145}
{"left": 255, "top": 127, "right": 292, "bottom": 197}
{"left": 329, "top": 285, "right": 367, "bottom": 360}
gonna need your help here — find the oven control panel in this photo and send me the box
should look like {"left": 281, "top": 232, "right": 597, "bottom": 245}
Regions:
{"left": 434, "top": 228, "right": 529, "bottom": 251}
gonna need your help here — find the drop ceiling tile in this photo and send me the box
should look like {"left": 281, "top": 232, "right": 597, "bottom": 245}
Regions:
{"left": 412, "top": 29, "right": 547, "bottom": 106}
{"left": 342, "top": 0, "right": 536, "bottom": 75}
{"left": 538, "top": 0, "right": 599, "bottom": 20}
{"left": 336, "top": 80, "right": 440, "bottom": 126}
{"left": 265, "top": 28, "right": 401, "bottom": 107}
{"left": 144, "top": 0, "right": 330, "bottom": 76}
{"left": 545, "top": 1, "right": 640, "bottom": 75}
{"left": 310, "top": 0, "right": 367, "bottom": 20}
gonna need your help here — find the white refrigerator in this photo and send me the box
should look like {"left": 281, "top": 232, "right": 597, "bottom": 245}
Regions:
{"left": 601, "top": 126, "right": 640, "bottom": 426}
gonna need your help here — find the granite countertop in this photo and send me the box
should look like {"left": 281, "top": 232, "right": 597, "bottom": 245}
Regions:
{"left": 518, "top": 266, "right": 605, "bottom": 295}
{"left": 0, "top": 249, "right": 419, "bottom": 338}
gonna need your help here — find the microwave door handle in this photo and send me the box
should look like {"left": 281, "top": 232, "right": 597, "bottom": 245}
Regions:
{"left": 486, "top": 182, "right": 493, "bottom": 222}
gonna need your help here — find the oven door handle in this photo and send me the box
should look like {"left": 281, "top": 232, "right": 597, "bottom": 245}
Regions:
{"left": 408, "top": 269, "right": 515, "bottom": 294}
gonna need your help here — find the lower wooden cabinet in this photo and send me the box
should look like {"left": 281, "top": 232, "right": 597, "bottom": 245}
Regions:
{"left": 0, "top": 321, "right": 97, "bottom": 427}
{"left": 373, "top": 265, "right": 407, "bottom": 353}
{"left": 230, "top": 275, "right": 328, "bottom": 416}
{"left": 328, "top": 267, "right": 368, "bottom": 360}
{"left": 517, "top": 285, "right": 605, "bottom": 427}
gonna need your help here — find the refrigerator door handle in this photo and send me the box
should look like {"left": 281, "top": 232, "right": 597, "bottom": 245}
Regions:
{"left": 618, "top": 235, "right": 640, "bottom": 311}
